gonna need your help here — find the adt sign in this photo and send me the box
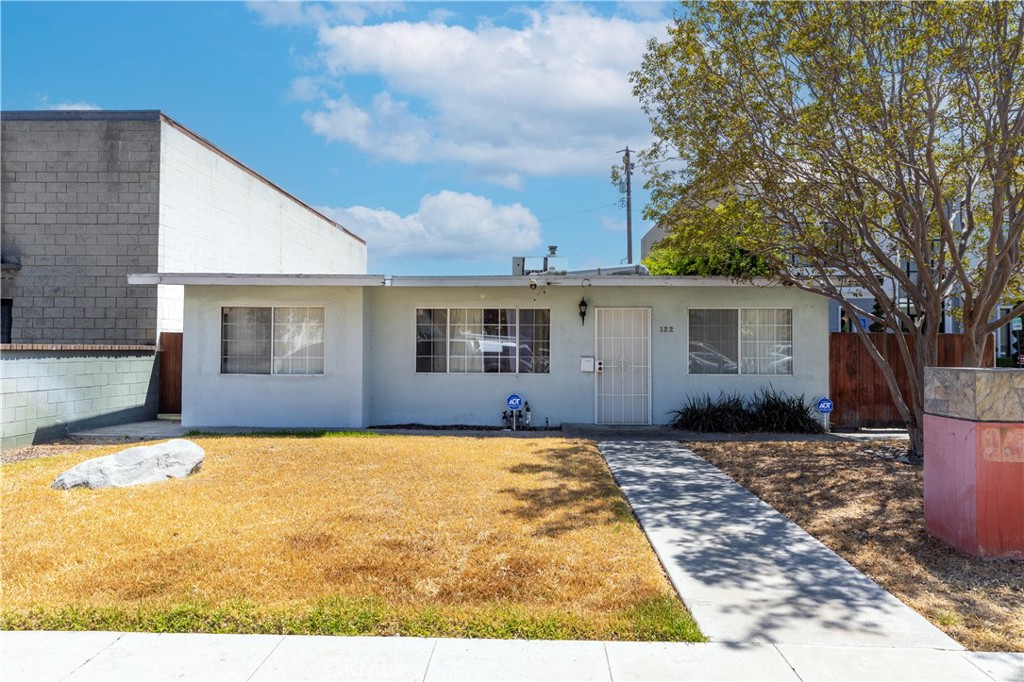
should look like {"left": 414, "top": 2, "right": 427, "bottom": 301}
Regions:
{"left": 507, "top": 394, "right": 523, "bottom": 411}
{"left": 816, "top": 397, "right": 834, "bottom": 414}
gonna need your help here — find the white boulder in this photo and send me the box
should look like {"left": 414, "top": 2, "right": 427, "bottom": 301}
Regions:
{"left": 52, "top": 439, "right": 205, "bottom": 490}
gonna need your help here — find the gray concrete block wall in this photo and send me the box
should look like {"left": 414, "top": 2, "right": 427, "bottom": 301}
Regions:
{"left": 1, "top": 117, "right": 161, "bottom": 344}
{"left": 1, "top": 350, "right": 158, "bottom": 449}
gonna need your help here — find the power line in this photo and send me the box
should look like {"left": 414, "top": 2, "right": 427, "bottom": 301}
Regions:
{"left": 368, "top": 201, "right": 619, "bottom": 252}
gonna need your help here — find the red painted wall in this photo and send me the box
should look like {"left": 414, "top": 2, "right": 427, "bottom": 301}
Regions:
{"left": 975, "top": 424, "right": 1024, "bottom": 558}
{"left": 924, "top": 415, "right": 978, "bottom": 555}
{"left": 925, "top": 415, "right": 1024, "bottom": 559}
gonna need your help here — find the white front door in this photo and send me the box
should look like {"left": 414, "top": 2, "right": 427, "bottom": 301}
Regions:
{"left": 595, "top": 307, "right": 651, "bottom": 425}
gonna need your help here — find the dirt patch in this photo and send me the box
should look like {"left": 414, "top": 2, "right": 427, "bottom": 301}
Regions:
{"left": 1, "top": 440, "right": 118, "bottom": 465}
{"left": 687, "top": 439, "right": 1023, "bottom": 652}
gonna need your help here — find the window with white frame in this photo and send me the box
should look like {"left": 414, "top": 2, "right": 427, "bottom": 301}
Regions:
{"left": 688, "top": 308, "right": 792, "bottom": 375}
{"left": 416, "top": 308, "right": 550, "bottom": 374}
{"left": 221, "top": 306, "right": 324, "bottom": 375}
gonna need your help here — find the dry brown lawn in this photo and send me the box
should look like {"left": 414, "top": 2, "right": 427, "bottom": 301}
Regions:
{"left": 1, "top": 435, "right": 699, "bottom": 640}
{"left": 688, "top": 439, "right": 1024, "bottom": 652}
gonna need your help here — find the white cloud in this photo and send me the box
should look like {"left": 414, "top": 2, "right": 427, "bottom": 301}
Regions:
{"left": 287, "top": 75, "right": 323, "bottom": 101}
{"left": 248, "top": 1, "right": 405, "bottom": 27}
{"left": 427, "top": 7, "right": 456, "bottom": 24}
{"left": 247, "top": 1, "right": 308, "bottom": 26}
{"left": 261, "top": 4, "right": 665, "bottom": 180}
{"left": 48, "top": 101, "right": 102, "bottom": 111}
{"left": 304, "top": 92, "right": 431, "bottom": 163}
{"left": 600, "top": 215, "right": 625, "bottom": 232}
{"left": 616, "top": 2, "right": 672, "bottom": 20}
{"left": 320, "top": 190, "right": 542, "bottom": 259}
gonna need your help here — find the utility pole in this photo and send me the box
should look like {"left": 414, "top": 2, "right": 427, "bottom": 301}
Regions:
{"left": 618, "top": 146, "right": 634, "bottom": 264}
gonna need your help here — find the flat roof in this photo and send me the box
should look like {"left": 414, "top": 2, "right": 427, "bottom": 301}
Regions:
{"left": 390, "top": 275, "right": 777, "bottom": 287}
{"left": 128, "top": 273, "right": 387, "bottom": 287}
{"left": 1, "top": 110, "right": 162, "bottom": 122}
{"left": 128, "top": 273, "right": 781, "bottom": 288}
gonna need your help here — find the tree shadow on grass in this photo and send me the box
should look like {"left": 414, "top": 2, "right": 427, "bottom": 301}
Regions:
{"left": 498, "top": 441, "right": 635, "bottom": 538}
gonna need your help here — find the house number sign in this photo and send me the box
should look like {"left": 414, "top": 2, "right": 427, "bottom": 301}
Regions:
{"left": 659, "top": 326, "right": 675, "bottom": 333}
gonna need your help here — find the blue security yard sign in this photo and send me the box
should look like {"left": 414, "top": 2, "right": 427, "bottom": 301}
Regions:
{"left": 816, "top": 397, "right": 834, "bottom": 414}
{"left": 507, "top": 394, "right": 523, "bottom": 411}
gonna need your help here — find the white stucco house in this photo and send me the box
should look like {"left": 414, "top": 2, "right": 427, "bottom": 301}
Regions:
{"left": 128, "top": 272, "right": 829, "bottom": 428}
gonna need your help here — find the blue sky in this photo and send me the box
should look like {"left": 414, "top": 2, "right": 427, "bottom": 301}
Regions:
{"left": 2, "top": 1, "right": 672, "bottom": 275}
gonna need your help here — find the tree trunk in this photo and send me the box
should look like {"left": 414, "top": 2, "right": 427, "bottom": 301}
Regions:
{"left": 961, "top": 323, "right": 991, "bottom": 368}
{"left": 908, "top": 416, "right": 925, "bottom": 459}
{"left": 906, "top": 317, "right": 941, "bottom": 458}
{"left": 906, "top": 364, "right": 928, "bottom": 458}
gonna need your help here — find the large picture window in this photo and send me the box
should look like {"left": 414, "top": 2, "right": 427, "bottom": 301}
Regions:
{"left": 222, "top": 306, "right": 324, "bottom": 375}
{"left": 416, "top": 308, "right": 550, "bottom": 374}
{"left": 689, "top": 308, "right": 792, "bottom": 375}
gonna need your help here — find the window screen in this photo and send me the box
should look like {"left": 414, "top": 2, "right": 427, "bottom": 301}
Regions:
{"left": 688, "top": 308, "right": 792, "bottom": 375}
{"left": 416, "top": 308, "right": 550, "bottom": 374}
{"left": 688, "top": 309, "right": 739, "bottom": 374}
{"left": 221, "top": 306, "right": 324, "bottom": 375}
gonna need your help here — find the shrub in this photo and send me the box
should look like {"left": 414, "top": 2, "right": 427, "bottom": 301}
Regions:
{"left": 670, "top": 393, "right": 747, "bottom": 432}
{"left": 748, "top": 387, "right": 825, "bottom": 433}
{"left": 671, "top": 389, "right": 824, "bottom": 434}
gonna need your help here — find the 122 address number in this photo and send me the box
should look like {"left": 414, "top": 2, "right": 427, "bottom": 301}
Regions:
{"left": 658, "top": 325, "right": 675, "bottom": 333}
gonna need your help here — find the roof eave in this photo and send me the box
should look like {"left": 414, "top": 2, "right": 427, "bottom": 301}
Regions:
{"left": 127, "top": 273, "right": 388, "bottom": 287}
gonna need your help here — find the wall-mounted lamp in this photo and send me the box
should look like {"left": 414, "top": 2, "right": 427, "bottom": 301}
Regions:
{"left": 578, "top": 297, "right": 588, "bottom": 326}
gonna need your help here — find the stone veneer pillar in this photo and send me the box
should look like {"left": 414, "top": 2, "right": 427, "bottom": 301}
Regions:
{"left": 924, "top": 368, "right": 1024, "bottom": 559}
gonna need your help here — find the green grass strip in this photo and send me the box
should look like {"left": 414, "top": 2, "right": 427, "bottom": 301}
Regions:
{"left": 184, "top": 430, "right": 380, "bottom": 439}
{"left": 1, "top": 596, "right": 704, "bottom": 642}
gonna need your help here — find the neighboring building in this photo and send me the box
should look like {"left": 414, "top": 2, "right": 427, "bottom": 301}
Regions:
{"left": 1, "top": 110, "right": 366, "bottom": 447}
{"left": 129, "top": 272, "right": 830, "bottom": 429}
{"left": 1, "top": 110, "right": 365, "bottom": 345}
{"left": 640, "top": 222, "right": 671, "bottom": 262}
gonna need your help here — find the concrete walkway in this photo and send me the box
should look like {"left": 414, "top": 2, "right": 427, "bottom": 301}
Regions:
{"left": 598, "top": 439, "right": 957, "bottom": 648}
{"left": 7, "top": 432, "right": 1022, "bottom": 681}
{"left": 70, "top": 419, "right": 189, "bottom": 440}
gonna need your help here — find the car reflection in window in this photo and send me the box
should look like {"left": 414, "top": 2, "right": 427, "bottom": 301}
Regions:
{"left": 688, "top": 342, "right": 739, "bottom": 374}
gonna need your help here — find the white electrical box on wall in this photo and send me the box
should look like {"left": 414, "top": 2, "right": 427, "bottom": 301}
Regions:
{"left": 580, "top": 356, "right": 596, "bottom": 372}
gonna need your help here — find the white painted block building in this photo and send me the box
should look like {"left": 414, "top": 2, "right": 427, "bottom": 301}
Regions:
{"left": 130, "top": 273, "right": 830, "bottom": 429}
{"left": 155, "top": 115, "right": 368, "bottom": 337}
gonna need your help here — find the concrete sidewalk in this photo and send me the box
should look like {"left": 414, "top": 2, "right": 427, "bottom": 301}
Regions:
{"left": 3, "top": 630, "right": 1021, "bottom": 681}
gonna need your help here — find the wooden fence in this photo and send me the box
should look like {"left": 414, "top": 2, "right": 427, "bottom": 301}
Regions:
{"left": 158, "top": 332, "right": 183, "bottom": 414}
{"left": 829, "top": 333, "right": 994, "bottom": 429}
